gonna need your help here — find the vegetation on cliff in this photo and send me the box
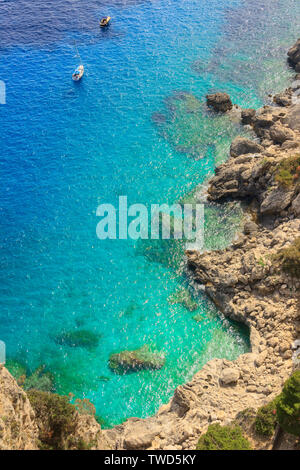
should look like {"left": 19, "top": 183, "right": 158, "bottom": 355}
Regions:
{"left": 254, "top": 399, "right": 278, "bottom": 437}
{"left": 196, "top": 424, "right": 252, "bottom": 450}
{"left": 275, "top": 155, "right": 300, "bottom": 188}
{"left": 272, "top": 237, "right": 300, "bottom": 278}
{"left": 26, "top": 391, "right": 100, "bottom": 450}
{"left": 276, "top": 371, "right": 300, "bottom": 436}
{"left": 253, "top": 372, "right": 300, "bottom": 439}
{"left": 27, "top": 390, "right": 77, "bottom": 450}
{"left": 5, "top": 360, "right": 55, "bottom": 392}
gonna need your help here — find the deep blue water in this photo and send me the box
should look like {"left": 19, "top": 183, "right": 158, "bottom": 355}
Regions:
{"left": 0, "top": 0, "right": 299, "bottom": 426}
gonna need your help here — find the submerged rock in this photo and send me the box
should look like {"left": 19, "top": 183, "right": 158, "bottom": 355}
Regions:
{"left": 177, "top": 92, "right": 202, "bottom": 113}
{"left": 98, "top": 376, "right": 110, "bottom": 383}
{"left": 109, "top": 345, "right": 165, "bottom": 375}
{"left": 152, "top": 89, "right": 250, "bottom": 164}
{"left": 54, "top": 329, "right": 100, "bottom": 350}
{"left": 135, "top": 238, "right": 185, "bottom": 271}
{"left": 151, "top": 112, "right": 166, "bottom": 124}
{"left": 192, "top": 313, "right": 204, "bottom": 323}
{"left": 119, "top": 302, "right": 138, "bottom": 318}
{"left": 168, "top": 288, "right": 198, "bottom": 311}
{"left": 206, "top": 92, "right": 233, "bottom": 113}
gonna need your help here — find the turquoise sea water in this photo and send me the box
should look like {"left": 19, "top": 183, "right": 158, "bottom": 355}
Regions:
{"left": 0, "top": 0, "right": 299, "bottom": 426}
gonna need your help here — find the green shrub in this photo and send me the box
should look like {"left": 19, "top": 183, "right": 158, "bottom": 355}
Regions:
{"left": 6, "top": 360, "right": 55, "bottom": 392}
{"left": 275, "top": 155, "right": 300, "bottom": 187}
{"left": 23, "top": 365, "right": 55, "bottom": 392}
{"left": 27, "top": 390, "right": 77, "bottom": 450}
{"left": 255, "top": 399, "right": 278, "bottom": 437}
{"left": 272, "top": 237, "right": 300, "bottom": 278}
{"left": 234, "top": 407, "right": 256, "bottom": 433}
{"left": 196, "top": 424, "right": 252, "bottom": 450}
{"left": 276, "top": 371, "right": 300, "bottom": 436}
{"left": 71, "top": 438, "right": 96, "bottom": 450}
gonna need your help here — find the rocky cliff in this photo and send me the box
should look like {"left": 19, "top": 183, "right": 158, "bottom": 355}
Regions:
{"left": 0, "top": 364, "right": 110, "bottom": 450}
{"left": 0, "top": 365, "right": 38, "bottom": 450}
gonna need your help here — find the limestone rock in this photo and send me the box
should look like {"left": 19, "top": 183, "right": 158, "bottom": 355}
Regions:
{"left": 170, "top": 385, "right": 197, "bottom": 416}
{"left": 292, "top": 193, "right": 300, "bottom": 216}
{"left": 260, "top": 186, "right": 294, "bottom": 214}
{"left": 269, "top": 124, "right": 294, "bottom": 144}
{"left": 282, "top": 104, "right": 300, "bottom": 131}
{"left": 241, "top": 108, "right": 256, "bottom": 125}
{"left": 206, "top": 92, "right": 233, "bottom": 113}
{"left": 3, "top": 41, "right": 300, "bottom": 453}
{"left": 273, "top": 92, "right": 292, "bottom": 107}
{"left": 220, "top": 368, "right": 240, "bottom": 385}
{"left": 254, "top": 113, "right": 274, "bottom": 129}
{"left": 230, "top": 137, "right": 263, "bottom": 158}
{"left": 288, "top": 38, "right": 300, "bottom": 69}
{"left": 254, "top": 350, "right": 268, "bottom": 367}
{"left": 243, "top": 221, "right": 259, "bottom": 235}
{"left": 72, "top": 413, "right": 111, "bottom": 450}
{"left": 123, "top": 423, "right": 159, "bottom": 450}
{"left": 0, "top": 365, "right": 38, "bottom": 450}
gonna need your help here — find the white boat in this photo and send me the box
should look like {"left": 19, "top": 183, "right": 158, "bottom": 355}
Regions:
{"left": 72, "top": 65, "right": 84, "bottom": 81}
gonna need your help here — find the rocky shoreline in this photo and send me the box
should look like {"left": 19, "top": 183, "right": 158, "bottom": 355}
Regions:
{"left": 103, "top": 39, "right": 300, "bottom": 450}
{"left": 1, "top": 40, "right": 300, "bottom": 451}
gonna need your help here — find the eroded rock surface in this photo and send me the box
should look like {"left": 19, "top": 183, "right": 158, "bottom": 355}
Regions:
{"left": 288, "top": 38, "right": 300, "bottom": 71}
{"left": 0, "top": 365, "right": 38, "bottom": 450}
{"left": 230, "top": 137, "right": 263, "bottom": 158}
{"left": 206, "top": 92, "right": 233, "bottom": 113}
{"left": 0, "top": 365, "right": 111, "bottom": 450}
